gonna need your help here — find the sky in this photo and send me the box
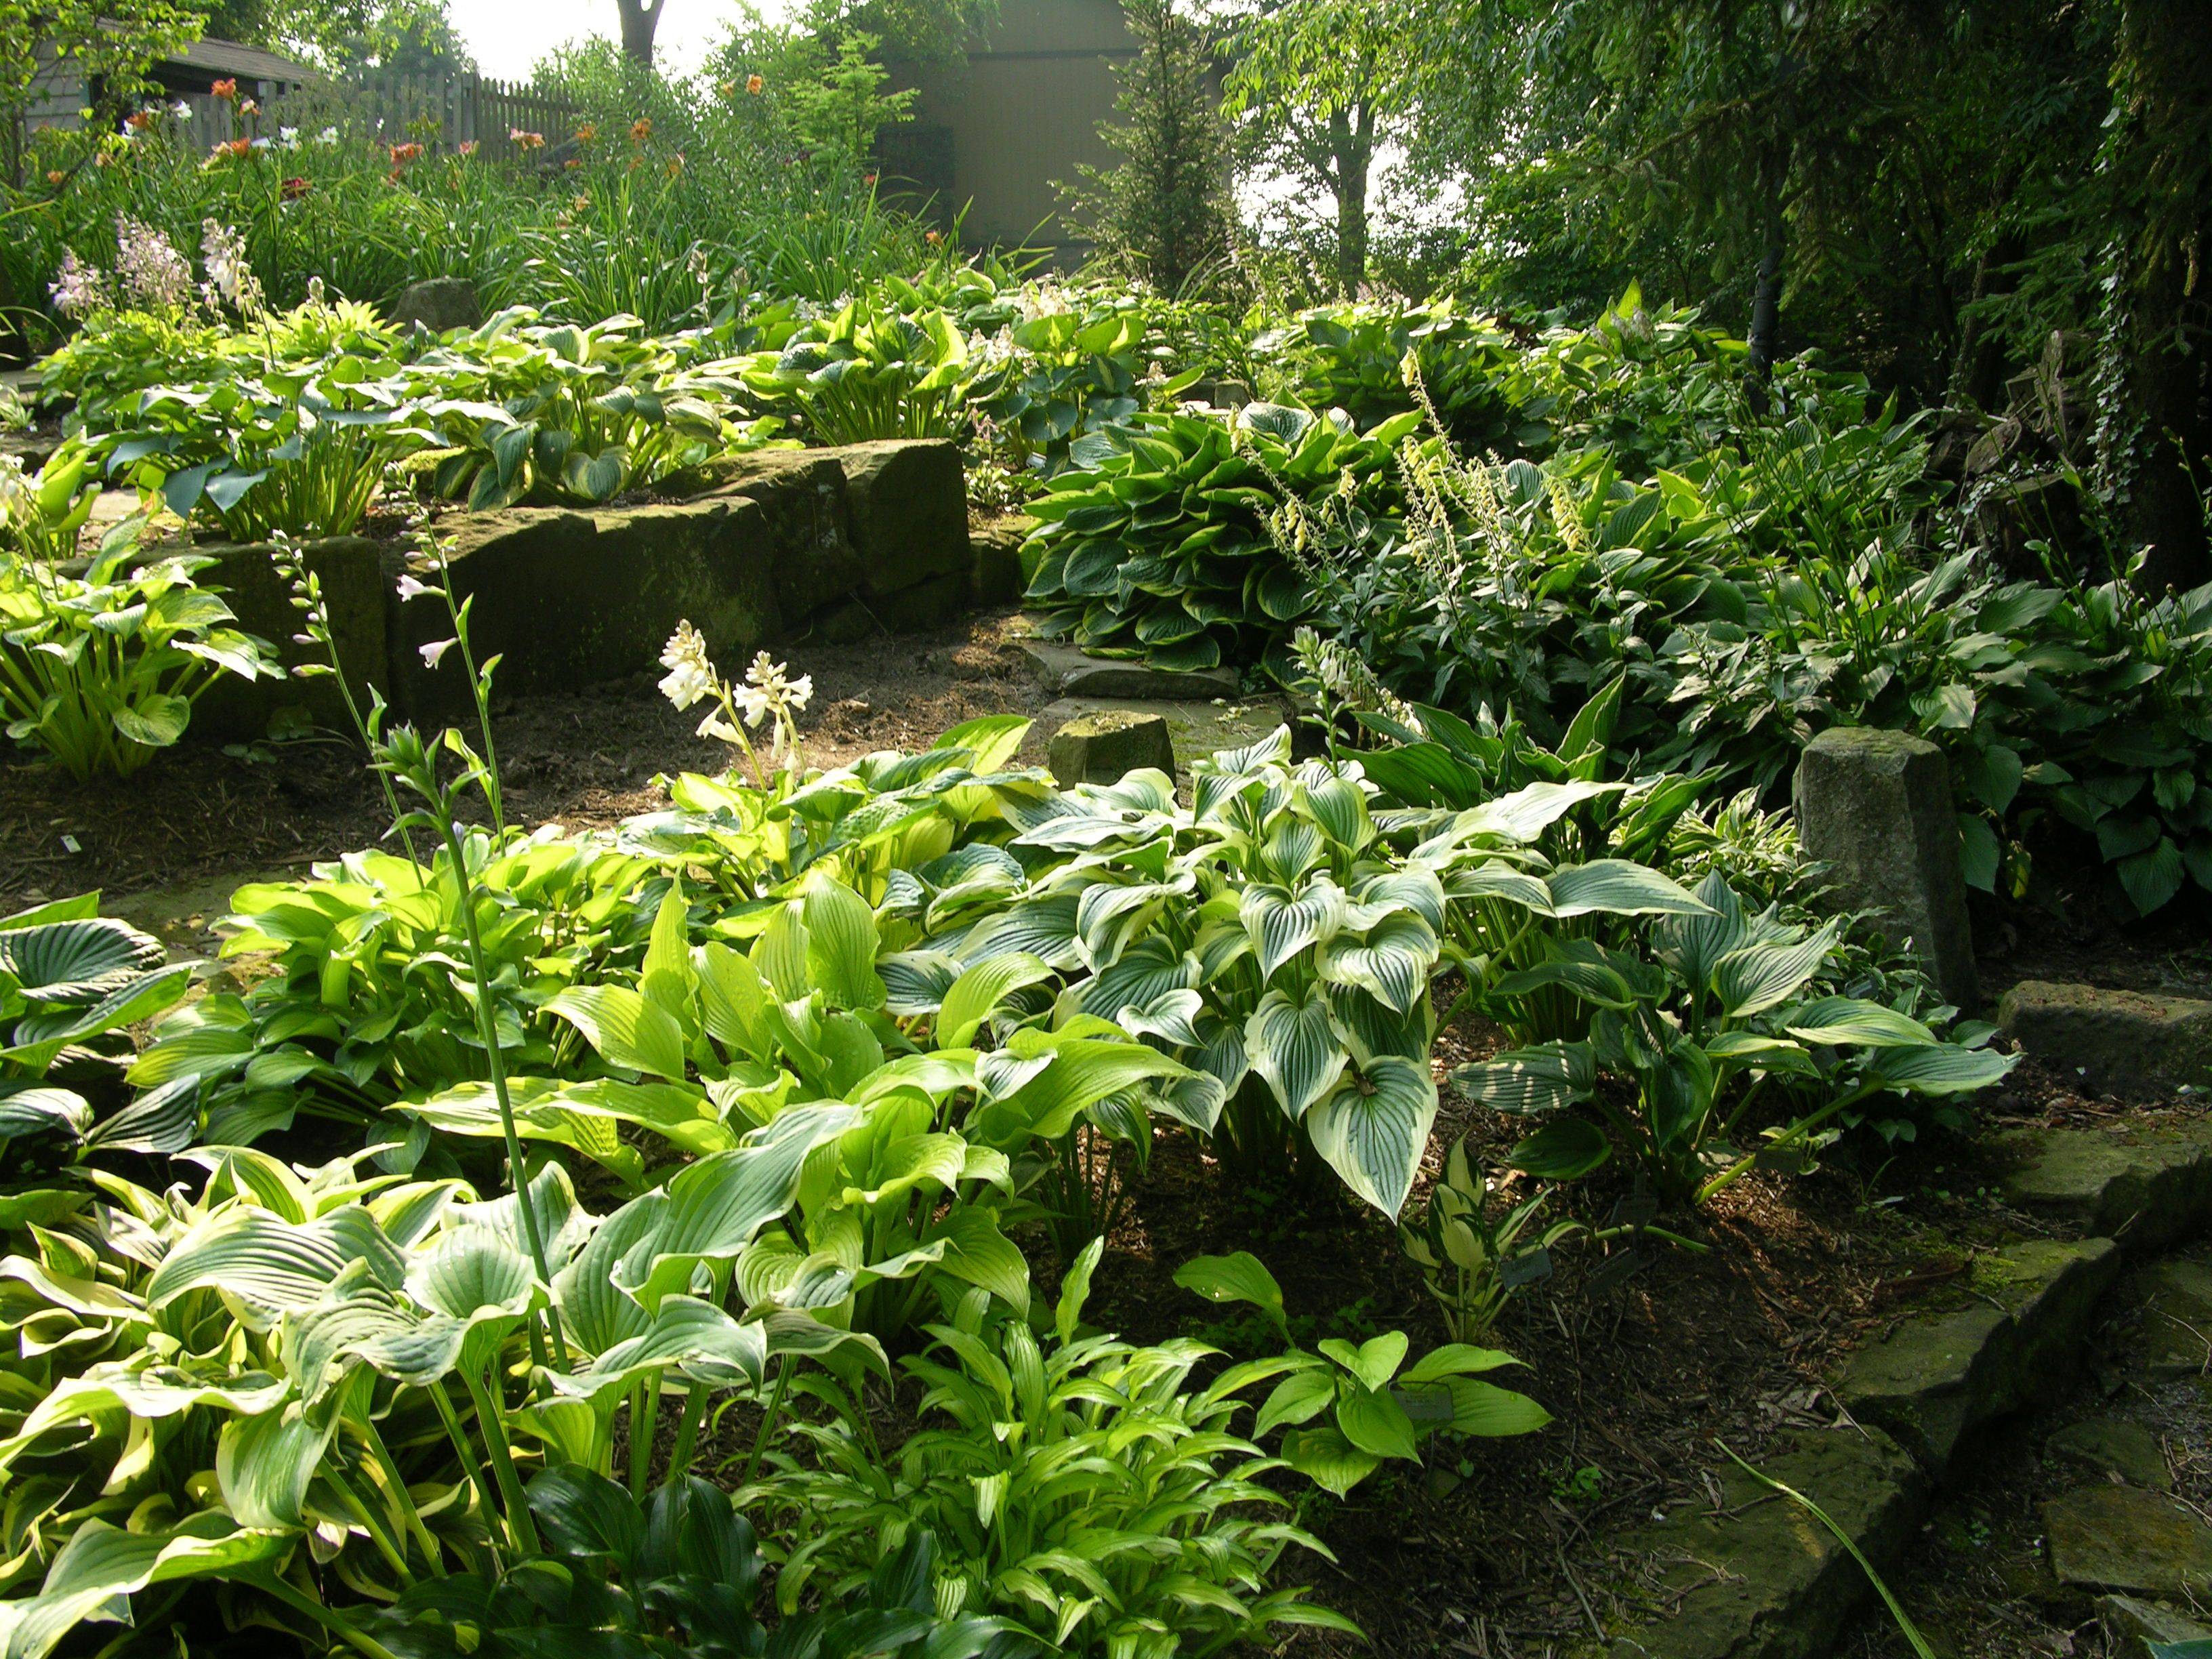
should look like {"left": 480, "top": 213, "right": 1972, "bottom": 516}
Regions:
{"left": 447, "top": 0, "right": 773, "bottom": 81}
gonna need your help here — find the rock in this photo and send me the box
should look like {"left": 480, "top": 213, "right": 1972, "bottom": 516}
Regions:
{"left": 2100, "top": 1593, "right": 2212, "bottom": 1646}
{"left": 388, "top": 276, "right": 483, "bottom": 335}
{"left": 2047, "top": 1418, "right": 2172, "bottom": 1491}
{"left": 2131, "top": 1258, "right": 2212, "bottom": 1376}
{"left": 1997, "top": 1123, "right": 2212, "bottom": 1251}
{"left": 2044, "top": 1486, "right": 2212, "bottom": 1597}
{"left": 692, "top": 450, "right": 863, "bottom": 620}
{"left": 1022, "top": 696, "right": 1294, "bottom": 785}
{"left": 836, "top": 440, "right": 970, "bottom": 598}
{"left": 1611, "top": 1427, "right": 1927, "bottom": 1659}
{"left": 386, "top": 498, "right": 781, "bottom": 722}
{"left": 1047, "top": 710, "right": 1176, "bottom": 786}
{"left": 1833, "top": 1237, "right": 2122, "bottom": 1475}
{"left": 969, "top": 514, "right": 1033, "bottom": 607}
{"left": 1018, "top": 637, "right": 1240, "bottom": 700}
{"left": 1793, "top": 727, "right": 1980, "bottom": 1008}
{"left": 175, "top": 533, "right": 387, "bottom": 743}
{"left": 1998, "top": 981, "right": 2212, "bottom": 1097}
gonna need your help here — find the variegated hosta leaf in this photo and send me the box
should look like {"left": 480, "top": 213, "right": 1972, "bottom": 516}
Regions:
{"left": 1317, "top": 912, "right": 1439, "bottom": 1016}
{"left": 1449, "top": 1042, "right": 1595, "bottom": 1115}
{"left": 1305, "top": 1056, "right": 1437, "bottom": 1217}
{"left": 1261, "top": 816, "right": 1326, "bottom": 885}
{"left": 1439, "top": 859, "right": 1555, "bottom": 912}
{"left": 877, "top": 949, "right": 962, "bottom": 1017}
{"left": 0, "top": 1515, "right": 294, "bottom": 1659}
{"left": 1327, "top": 984, "right": 1431, "bottom": 1065}
{"left": 1652, "top": 872, "right": 1793, "bottom": 991}
{"left": 146, "top": 1206, "right": 405, "bottom": 1331}
{"left": 1442, "top": 779, "right": 1624, "bottom": 846}
{"left": 1544, "top": 859, "right": 1708, "bottom": 920}
{"left": 0, "top": 1366, "right": 290, "bottom": 1477}
{"left": 1350, "top": 867, "right": 1447, "bottom": 933}
{"left": 1116, "top": 988, "right": 1206, "bottom": 1047}
{"left": 1245, "top": 985, "right": 1347, "bottom": 1124}
{"left": 218, "top": 1399, "right": 338, "bottom": 1530}
{"left": 1075, "top": 878, "right": 1183, "bottom": 967}
{"left": 546, "top": 1293, "right": 767, "bottom": 1398}
{"left": 1075, "top": 937, "right": 1200, "bottom": 1023}
{"left": 958, "top": 895, "right": 1084, "bottom": 972}
{"left": 1298, "top": 769, "right": 1376, "bottom": 853}
{"left": 1148, "top": 1069, "right": 1230, "bottom": 1132}
{"left": 1782, "top": 997, "right": 1938, "bottom": 1048}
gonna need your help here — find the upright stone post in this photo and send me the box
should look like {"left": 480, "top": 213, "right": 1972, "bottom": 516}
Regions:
{"left": 1793, "top": 726, "right": 1980, "bottom": 1008}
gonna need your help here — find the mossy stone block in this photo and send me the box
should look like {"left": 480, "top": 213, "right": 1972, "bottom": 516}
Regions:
{"left": 1048, "top": 710, "right": 1176, "bottom": 786}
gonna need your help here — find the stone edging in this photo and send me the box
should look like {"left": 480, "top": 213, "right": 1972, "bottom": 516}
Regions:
{"left": 1599, "top": 1119, "right": 2212, "bottom": 1659}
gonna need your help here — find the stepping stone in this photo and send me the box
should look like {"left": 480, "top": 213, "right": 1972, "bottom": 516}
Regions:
{"left": 1998, "top": 981, "right": 2212, "bottom": 1096}
{"left": 2100, "top": 1593, "right": 2212, "bottom": 1647}
{"left": 2131, "top": 1258, "right": 2212, "bottom": 1376}
{"left": 2047, "top": 1418, "right": 2171, "bottom": 1490}
{"left": 2044, "top": 1486, "right": 2212, "bottom": 1597}
{"left": 1023, "top": 696, "right": 1294, "bottom": 785}
{"left": 1047, "top": 710, "right": 1175, "bottom": 786}
{"left": 1017, "top": 636, "right": 1240, "bottom": 700}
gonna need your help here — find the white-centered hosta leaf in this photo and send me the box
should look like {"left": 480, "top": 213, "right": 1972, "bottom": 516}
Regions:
{"left": 1544, "top": 860, "right": 1708, "bottom": 920}
{"left": 1304, "top": 1055, "right": 1437, "bottom": 1218}
{"left": 1245, "top": 985, "right": 1346, "bottom": 1124}
{"left": 1449, "top": 1042, "right": 1593, "bottom": 1115}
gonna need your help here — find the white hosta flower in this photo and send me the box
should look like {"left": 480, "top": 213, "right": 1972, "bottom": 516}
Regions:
{"left": 658, "top": 621, "right": 717, "bottom": 710}
{"left": 743, "top": 651, "right": 811, "bottom": 714}
{"left": 395, "top": 573, "right": 435, "bottom": 601}
{"left": 419, "top": 638, "right": 457, "bottom": 669}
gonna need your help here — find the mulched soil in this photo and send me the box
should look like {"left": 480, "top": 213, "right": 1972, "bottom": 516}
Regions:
{"left": 0, "top": 609, "right": 1047, "bottom": 920}
{"left": 11, "top": 613, "right": 2208, "bottom": 1657}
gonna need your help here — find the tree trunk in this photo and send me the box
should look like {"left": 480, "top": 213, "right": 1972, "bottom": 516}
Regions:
{"left": 617, "top": 0, "right": 660, "bottom": 67}
{"left": 1329, "top": 105, "right": 1373, "bottom": 300}
{"left": 1743, "top": 159, "right": 1786, "bottom": 415}
{"left": 2113, "top": 0, "right": 2212, "bottom": 591}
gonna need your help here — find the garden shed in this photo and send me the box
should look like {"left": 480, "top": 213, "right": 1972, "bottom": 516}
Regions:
{"left": 879, "top": 0, "right": 1135, "bottom": 262}
{"left": 18, "top": 29, "right": 316, "bottom": 147}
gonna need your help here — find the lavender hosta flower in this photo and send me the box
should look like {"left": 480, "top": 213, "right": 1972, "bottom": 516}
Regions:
{"left": 420, "top": 638, "right": 457, "bottom": 669}
{"left": 113, "top": 216, "right": 194, "bottom": 314}
{"left": 395, "top": 573, "right": 436, "bottom": 602}
{"left": 49, "top": 249, "right": 113, "bottom": 320}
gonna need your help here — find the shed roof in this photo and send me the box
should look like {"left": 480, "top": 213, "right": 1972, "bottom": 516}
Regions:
{"left": 128, "top": 28, "right": 319, "bottom": 83}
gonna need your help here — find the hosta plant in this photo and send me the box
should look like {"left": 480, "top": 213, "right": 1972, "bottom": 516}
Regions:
{"left": 1452, "top": 872, "right": 2014, "bottom": 1207}
{"left": 0, "top": 518, "right": 279, "bottom": 779}
{"left": 755, "top": 1241, "right": 1358, "bottom": 1658}
{"left": 0, "top": 897, "right": 192, "bottom": 1180}
{"left": 1174, "top": 1251, "right": 1552, "bottom": 1496}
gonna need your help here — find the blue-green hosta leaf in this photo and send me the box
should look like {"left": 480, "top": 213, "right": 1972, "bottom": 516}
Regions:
{"left": 0, "top": 1085, "right": 90, "bottom": 1145}
{"left": 546, "top": 984, "right": 688, "bottom": 1080}
{"left": 878, "top": 949, "right": 962, "bottom": 1017}
{"left": 1450, "top": 1043, "right": 1593, "bottom": 1115}
{"left": 1782, "top": 998, "right": 1938, "bottom": 1048}
{"left": 1711, "top": 924, "right": 1840, "bottom": 1019}
{"left": 1305, "top": 1055, "right": 1437, "bottom": 1218}
{"left": 1652, "top": 871, "right": 1758, "bottom": 990}
{"left": 939, "top": 951, "right": 1055, "bottom": 1048}
{"left": 0, "top": 916, "right": 163, "bottom": 1001}
{"left": 1246, "top": 985, "right": 1347, "bottom": 1124}
{"left": 1317, "top": 912, "right": 1439, "bottom": 1016}
{"left": 1172, "top": 1250, "right": 1288, "bottom": 1338}
{"left": 1544, "top": 860, "right": 1708, "bottom": 920}
{"left": 958, "top": 896, "right": 1084, "bottom": 972}
{"left": 0, "top": 1515, "right": 293, "bottom": 1659}
{"left": 1863, "top": 1043, "right": 2015, "bottom": 1096}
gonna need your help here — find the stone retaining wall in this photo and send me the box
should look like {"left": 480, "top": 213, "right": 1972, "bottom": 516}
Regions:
{"left": 188, "top": 438, "right": 972, "bottom": 739}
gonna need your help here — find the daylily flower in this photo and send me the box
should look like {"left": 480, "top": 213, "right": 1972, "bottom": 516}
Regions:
{"left": 746, "top": 74, "right": 764, "bottom": 94}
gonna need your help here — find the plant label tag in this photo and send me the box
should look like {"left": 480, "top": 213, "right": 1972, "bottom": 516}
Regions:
{"left": 1500, "top": 1248, "right": 1553, "bottom": 1288}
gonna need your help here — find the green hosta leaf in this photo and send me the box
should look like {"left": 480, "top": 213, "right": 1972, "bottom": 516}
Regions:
{"left": 546, "top": 984, "right": 688, "bottom": 1080}
{"left": 1425, "top": 1376, "right": 1553, "bottom": 1437}
{"left": 1246, "top": 985, "right": 1347, "bottom": 1124}
{"left": 1279, "top": 1425, "right": 1382, "bottom": 1496}
{"left": 0, "top": 1084, "right": 91, "bottom": 1144}
{"left": 1305, "top": 1054, "right": 1437, "bottom": 1218}
{"left": 1335, "top": 1383, "right": 1419, "bottom": 1461}
{"left": 1318, "top": 1330, "right": 1408, "bottom": 1393}
{"left": 1172, "top": 1250, "right": 1288, "bottom": 1338}
{"left": 218, "top": 1401, "right": 338, "bottom": 1529}
{"left": 939, "top": 951, "right": 1054, "bottom": 1048}
{"left": 802, "top": 878, "right": 886, "bottom": 1010}
{"left": 2117, "top": 836, "right": 2186, "bottom": 916}
{"left": 1255, "top": 1367, "right": 1338, "bottom": 1437}
{"left": 1507, "top": 1118, "right": 1611, "bottom": 1180}
{"left": 1863, "top": 1043, "right": 2015, "bottom": 1096}
{"left": 1400, "top": 1343, "right": 1521, "bottom": 1385}
{"left": 1782, "top": 998, "right": 1938, "bottom": 1049}
{"left": 930, "top": 1206, "right": 1030, "bottom": 1315}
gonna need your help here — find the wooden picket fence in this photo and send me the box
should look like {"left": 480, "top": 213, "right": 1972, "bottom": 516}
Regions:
{"left": 348, "top": 69, "right": 579, "bottom": 150}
